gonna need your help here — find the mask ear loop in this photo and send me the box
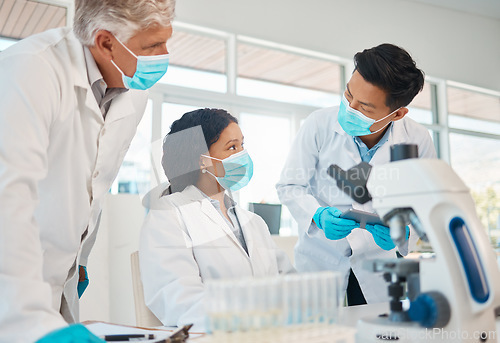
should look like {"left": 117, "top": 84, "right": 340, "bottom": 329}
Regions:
{"left": 368, "top": 107, "right": 401, "bottom": 135}
{"left": 200, "top": 155, "right": 235, "bottom": 199}
{"left": 109, "top": 34, "right": 138, "bottom": 85}
{"left": 200, "top": 155, "right": 219, "bottom": 179}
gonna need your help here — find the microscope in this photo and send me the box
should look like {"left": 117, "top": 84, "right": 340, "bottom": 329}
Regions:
{"left": 329, "top": 144, "right": 500, "bottom": 342}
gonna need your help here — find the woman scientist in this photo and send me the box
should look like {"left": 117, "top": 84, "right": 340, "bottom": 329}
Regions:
{"left": 139, "top": 108, "right": 295, "bottom": 331}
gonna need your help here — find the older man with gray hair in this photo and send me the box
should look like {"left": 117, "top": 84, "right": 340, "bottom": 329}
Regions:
{"left": 0, "top": 0, "right": 175, "bottom": 341}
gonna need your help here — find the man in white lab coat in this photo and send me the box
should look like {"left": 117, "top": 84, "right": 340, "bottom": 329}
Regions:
{"left": 276, "top": 44, "right": 437, "bottom": 306}
{"left": 0, "top": 0, "right": 175, "bottom": 341}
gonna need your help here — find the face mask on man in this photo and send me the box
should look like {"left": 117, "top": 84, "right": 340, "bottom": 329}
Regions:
{"left": 111, "top": 35, "right": 169, "bottom": 90}
{"left": 338, "top": 94, "right": 399, "bottom": 136}
{"left": 201, "top": 150, "right": 254, "bottom": 192}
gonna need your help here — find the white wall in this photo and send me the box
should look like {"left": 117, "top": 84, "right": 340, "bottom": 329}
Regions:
{"left": 175, "top": 0, "right": 500, "bottom": 92}
{"left": 80, "top": 194, "right": 146, "bottom": 325}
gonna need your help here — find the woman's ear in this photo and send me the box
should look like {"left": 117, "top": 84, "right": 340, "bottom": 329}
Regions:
{"left": 200, "top": 155, "right": 212, "bottom": 172}
{"left": 393, "top": 107, "right": 409, "bottom": 121}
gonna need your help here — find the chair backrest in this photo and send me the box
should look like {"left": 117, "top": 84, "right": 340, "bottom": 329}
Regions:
{"left": 249, "top": 203, "right": 282, "bottom": 235}
{"left": 130, "top": 251, "right": 163, "bottom": 327}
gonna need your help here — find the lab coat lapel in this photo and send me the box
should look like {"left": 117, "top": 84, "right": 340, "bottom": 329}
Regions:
{"left": 234, "top": 207, "right": 255, "bottom": 257}
{"left": 104, "top": 91, "right": 139, "bottom": 123}
{"left": 345, "top": 135, "right": 362, "bottom": 164}
{"left": 78, "top": 85, "right": 102, "bottom": 123}
{"left": 183, "top": 186, "right": 247, "bottom": 254}
{"left": 200, "top": 200, "right": 251, "bottom": 256}
{"left": 234, "top": 207, "right": 271, "bottom": 276}
{"left": 332, "top": 119, "right": 362, "bottom": 165}
{"left": 69, "top": 39, "right": 104, "bottom": 124}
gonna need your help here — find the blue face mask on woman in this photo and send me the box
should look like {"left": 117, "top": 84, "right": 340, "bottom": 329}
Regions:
{"left": 202, "top": 150, "right": 254, "bottom": 192}
{"left": 111, "top": 36, "right": 169, "bottom": 90}
{"left": 338, "top": 94, "right": 399, "bottom": 136}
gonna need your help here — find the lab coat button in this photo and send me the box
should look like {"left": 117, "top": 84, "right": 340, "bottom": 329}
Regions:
{"left": 101, "top": 128, "right": 106, "bottom": 135}
{"left": 93, "top": 171, "right": 99, "bottom": 178}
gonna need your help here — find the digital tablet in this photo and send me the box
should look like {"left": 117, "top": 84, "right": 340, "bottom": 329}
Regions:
{"left": 340, "top": 209, "right": 385, "bottom": 229}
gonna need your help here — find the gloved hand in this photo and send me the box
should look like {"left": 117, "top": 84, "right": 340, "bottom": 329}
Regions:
{"left": 366, "top": 224, "right": 410, "bottom": 251}
{"left": 36, "top": 324, "right": 104, "bottom": 343}
{"left": 313, "top": 207, "right": 359, "bottom": 240}
{"left": 78, "top": 265, "right": 89, "bottom": 298}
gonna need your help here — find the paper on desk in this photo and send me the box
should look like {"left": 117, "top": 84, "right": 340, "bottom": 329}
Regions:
{"left": 85, "top": 322, "right": 172, "bottom": 342}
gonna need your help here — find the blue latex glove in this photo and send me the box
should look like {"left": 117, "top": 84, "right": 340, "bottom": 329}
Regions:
{"left": 78, "top": 265, "right": 89, "bottom": 298}
{"left": 313, "top": 207, "right": 359, "bottom": 240}
{"left": 36, "top": 324, "right": 104, "bottom": 343}
{"left": 366, "top": 224, "right": 410, "bottom": 251}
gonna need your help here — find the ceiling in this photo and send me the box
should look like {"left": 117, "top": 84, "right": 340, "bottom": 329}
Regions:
{"left": 1, "top": 0, "right": 499, "bottom": 41}
{"left": 1, "top": 0, "right": 499, "bottom": 121}
{"left": 1, "top": 0, "right": 499, "bottom": 42}
{"left": 403, "top": 0, "right": 500, "bottom": 20}
{"left": 0, "top": 0, "right": 66, "bottom": 40}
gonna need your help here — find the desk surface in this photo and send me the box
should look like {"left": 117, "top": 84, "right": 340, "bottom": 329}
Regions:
{"left": 180, "top": 303, "right": 389, "bottom": 343}
{"left": 155, "top": 302, "right": 500, "bottom": 343}
{"left": 339, "top": 302, "right": 389, "bottom": 327}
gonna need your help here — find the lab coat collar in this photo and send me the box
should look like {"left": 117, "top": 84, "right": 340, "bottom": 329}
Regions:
{"left": 369, "top": 119, "right": 411, "bottom": 165}
{"left": 331, "top": 106, "right": 346, "bottom": 136}
{"left": 390, "top": 117, "right": 411, "bottom": 142}
{"left": 66, "top": 30, "right": 91, "bottom": 91}
{"left": 182, "top": 185, "right": 210, "bottom": 202}
{"left": 66, "top": 31, "right": 103, "bottom": 122}
{"left": 142, "top": 182, "right": 171, "bottom": 210}
{"left": 83, "top": 46, "right": 105, "bottom": 91}
{"left": 181, "top": 185, "right": 237, "bottom": 206}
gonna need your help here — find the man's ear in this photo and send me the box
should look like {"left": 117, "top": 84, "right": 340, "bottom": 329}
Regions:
{"left": 93, "top": 30, "right": 115, "bottom": 61}
{"left": 393, "top": 107, "right": 409, "bottom": 121}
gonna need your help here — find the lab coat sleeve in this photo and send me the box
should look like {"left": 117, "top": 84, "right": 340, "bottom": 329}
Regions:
{"left": 275, "top": 112, "right": 323, "bottom": 235}
{"left": 139, "top": 205, "right": 206, "bottom": 330}
{"left": 0, "top": 53, "right": 68, "bottom": 340}
{"left": 78, "top": 212, "right": 101, "bottom": 267}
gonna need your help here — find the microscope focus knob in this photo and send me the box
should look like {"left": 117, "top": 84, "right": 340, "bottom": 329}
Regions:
{"left": 408, "top": 291, "right": 451, "bottom": 328}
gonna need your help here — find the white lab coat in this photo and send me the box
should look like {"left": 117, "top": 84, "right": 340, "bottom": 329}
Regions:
{"left": 139, "top": 185, "right": 295, "bottom": 331}
{"left": 0, "top": 28, "right": 147, "bottom": 341}
{"left": 276, "top": 106, "right": 436, "bottom": 303}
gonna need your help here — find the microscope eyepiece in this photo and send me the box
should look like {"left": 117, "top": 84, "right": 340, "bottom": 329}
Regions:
{"left": 390, "top": 144, "right": 418, "bottom": 161}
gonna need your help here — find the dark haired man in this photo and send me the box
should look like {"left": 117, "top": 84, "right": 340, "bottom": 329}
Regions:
{"left": 276, "top": 43, "right": 436, "bottom": 306}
